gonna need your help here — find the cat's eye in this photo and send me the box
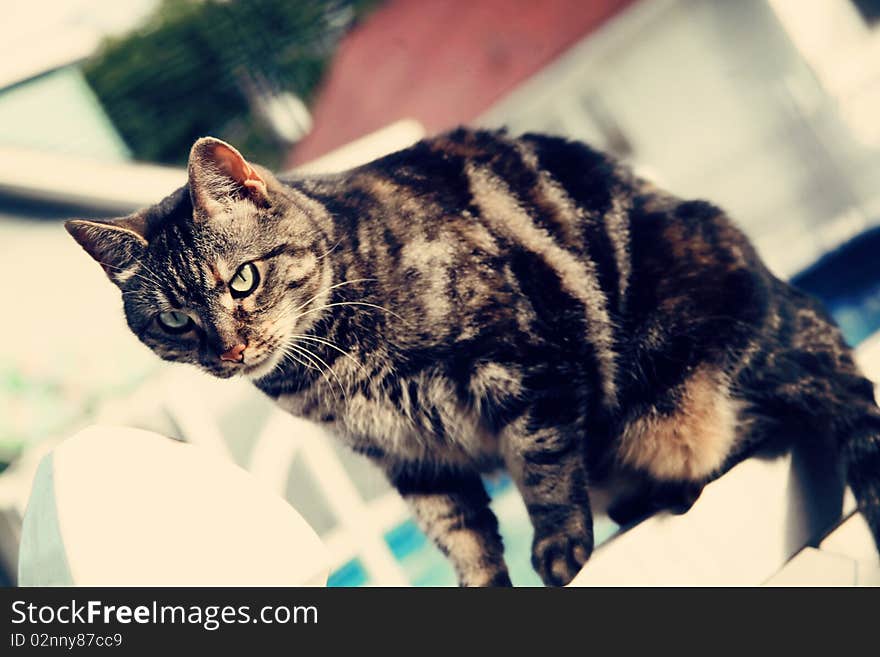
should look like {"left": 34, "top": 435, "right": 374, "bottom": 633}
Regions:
{"left": 157, "top": 310, "right": 193, "bottom": 333}
{"left": 229, "top": 262, "right": 259, "bottom": 298}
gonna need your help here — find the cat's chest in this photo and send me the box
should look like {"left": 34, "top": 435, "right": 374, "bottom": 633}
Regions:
{"left": 270, "top": 374, "right": 497, "bottom": 466}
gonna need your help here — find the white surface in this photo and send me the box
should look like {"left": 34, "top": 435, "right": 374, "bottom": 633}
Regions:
{"left": 857, "top": 331, "right": 880, "bottom": 385}
{"left": 765, "top": 514, "right": 880, "bottom": 586}
{"left": 293, "top": 119, "right": 424, "bottom": 174}
{"left": 819, "top": 514, "right": 880, "bottom": 566}
{"left": 0, "top": 146, "right": 184, "bottom": 212}
{"left": 763, "top": 548, "right": 859, "bottom": 586}
{"left": 0, "top": 1, "right": 158, "bottom": 88}
{"left": 19, "top": 426, "right": 328, "bottom": 586}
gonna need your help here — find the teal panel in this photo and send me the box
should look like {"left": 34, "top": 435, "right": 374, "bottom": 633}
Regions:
{"left": 18, "top": 453, "right": 75, "bottom": 586}
{"left": 0, "top": 66, "right": 130, "bottom": 161}
{"left": 327, "top": 557, "right": 368, "bottom": 587}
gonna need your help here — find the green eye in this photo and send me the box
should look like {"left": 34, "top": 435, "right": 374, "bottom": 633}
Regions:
{"left": 230, "top": 262, "right": 259, "bottom": 298}
{"left": 157, "top": 310, "right": 193, "bottom": 333}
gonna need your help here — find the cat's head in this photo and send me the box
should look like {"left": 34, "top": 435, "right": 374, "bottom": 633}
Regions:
{"left": 66, "top": 137, "right": 333, "bottom": 380}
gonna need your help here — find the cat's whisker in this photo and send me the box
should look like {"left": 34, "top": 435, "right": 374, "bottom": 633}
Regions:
{"left": 293, "top": 300, "right": 406, "bottom": 324}
{"left": 290, "top": 278, "right": 377, "bottom": 315}
{"left": 278, "top": 347, "right": 338, "bottom": 403}
{"left": 99, "top": 261, "right": 164, "bottom": 288}
{"left": 289, "top": 340, "right": 347, "bottom": 401}
{"left": 289, "top": 333, "right": 365, "bottom": 371}
{"left": 315, "top": 236, "right": 345, "bottom": 261}
{"left": 135, "top": 260, "right": 169, "bottom": 288}
{"left": 278, "top": 338, "right": 327, "bottom": 377}
{"left": 113, "top": 259, "right": 164, "bottom": 286}
{"left": 278, "top": 348, "right": 318, "bottom": 373}
{"left": 288, "top": 343, "right": 345, "bottom": 402}
{"left": 277, "top": 342, "right": 337, "bottom": 401}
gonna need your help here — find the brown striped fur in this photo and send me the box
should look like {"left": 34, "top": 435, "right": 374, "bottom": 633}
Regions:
{"left": 66, "top": 128, "right": 880, "bottom": 586}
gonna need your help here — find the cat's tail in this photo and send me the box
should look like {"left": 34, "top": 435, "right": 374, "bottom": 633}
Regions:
{"left": 838, "top": 407, "right": 880, "bottom": 551}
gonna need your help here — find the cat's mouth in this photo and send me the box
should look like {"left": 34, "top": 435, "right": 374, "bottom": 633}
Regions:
{"left": 204, "top": 348, "right": 277, "bottom": 380}
{"left": 240, "top": 345, "right": 286, "bottom": 380}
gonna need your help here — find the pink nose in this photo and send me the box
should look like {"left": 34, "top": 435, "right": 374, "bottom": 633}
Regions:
{"left": 219, "top": 343, "right": 247, "bottom": 363}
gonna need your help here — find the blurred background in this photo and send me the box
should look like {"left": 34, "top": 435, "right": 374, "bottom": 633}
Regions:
{"left": 2, "top": 0, "right": 880, "bottom": 586}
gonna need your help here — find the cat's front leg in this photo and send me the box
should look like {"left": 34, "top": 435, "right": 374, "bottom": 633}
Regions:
{"left": 390, "top": 465, "right": 511, "bottom": 587}
{"left": 501, "top": 417, "right": 593, "bottom": 586}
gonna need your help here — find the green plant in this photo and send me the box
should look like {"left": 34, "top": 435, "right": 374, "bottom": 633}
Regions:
{"left": 83, "top": 0, "right": 378, "bottom": 168}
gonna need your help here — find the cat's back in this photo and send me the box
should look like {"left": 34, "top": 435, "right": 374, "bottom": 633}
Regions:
{"left": 342, "top": 128, "right": 636, "bottom": 295}
{"left": 358, "top": 127, "right": 630, "bottom": 227}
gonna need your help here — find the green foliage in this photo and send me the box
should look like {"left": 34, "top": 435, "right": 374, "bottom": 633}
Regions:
{"left": 83, "top": 0, "right": 379, "bottom": 169}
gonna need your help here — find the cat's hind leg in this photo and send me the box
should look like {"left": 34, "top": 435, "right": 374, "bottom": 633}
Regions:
{"left": 743, "top": 293, "right": 880, "bottom": 552}
{"left": 786, "top": 372, "right": 880, "bottom": 550}
{"left": 605, "top": 478, "right": 705, "bottom": 526}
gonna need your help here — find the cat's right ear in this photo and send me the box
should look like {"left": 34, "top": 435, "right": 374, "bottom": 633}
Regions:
{"left": 187, "top": 137, "right": 270, "bottom": 219}
{"left": 64, "top": 218, "right": 148, "bottom": 285}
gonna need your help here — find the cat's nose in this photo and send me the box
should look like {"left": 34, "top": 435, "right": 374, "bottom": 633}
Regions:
{"left": 219, "top": 342, "right": 247, "bottom": 363}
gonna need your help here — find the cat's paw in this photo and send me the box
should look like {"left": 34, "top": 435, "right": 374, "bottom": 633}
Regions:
{"left": 531, "top": 517, "right": 593, "bottom": 586}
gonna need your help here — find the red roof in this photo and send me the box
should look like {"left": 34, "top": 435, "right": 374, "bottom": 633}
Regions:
{"left": 288, "top": 0, "right": 635, "bottom": 166}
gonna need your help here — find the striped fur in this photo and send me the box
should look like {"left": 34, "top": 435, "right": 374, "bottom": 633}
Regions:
{"left": 66, "top": 128, "right": 880, "bottom": 586}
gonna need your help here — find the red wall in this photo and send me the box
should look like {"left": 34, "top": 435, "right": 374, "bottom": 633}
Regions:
{"left": 288, "top": 0, "right": 635, "bottom": 166}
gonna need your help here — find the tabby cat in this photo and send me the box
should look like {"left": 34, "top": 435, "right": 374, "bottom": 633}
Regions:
{"left": 66, "top": 129, "right": 880, "bottom": 586}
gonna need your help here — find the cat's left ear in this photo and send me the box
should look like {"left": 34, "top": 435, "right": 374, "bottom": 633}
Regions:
{"left": 64, "top": 215, "right": 148, "bottom": 284}
{"left": 188, "top": 137, "right": 270, "bottom": 217}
